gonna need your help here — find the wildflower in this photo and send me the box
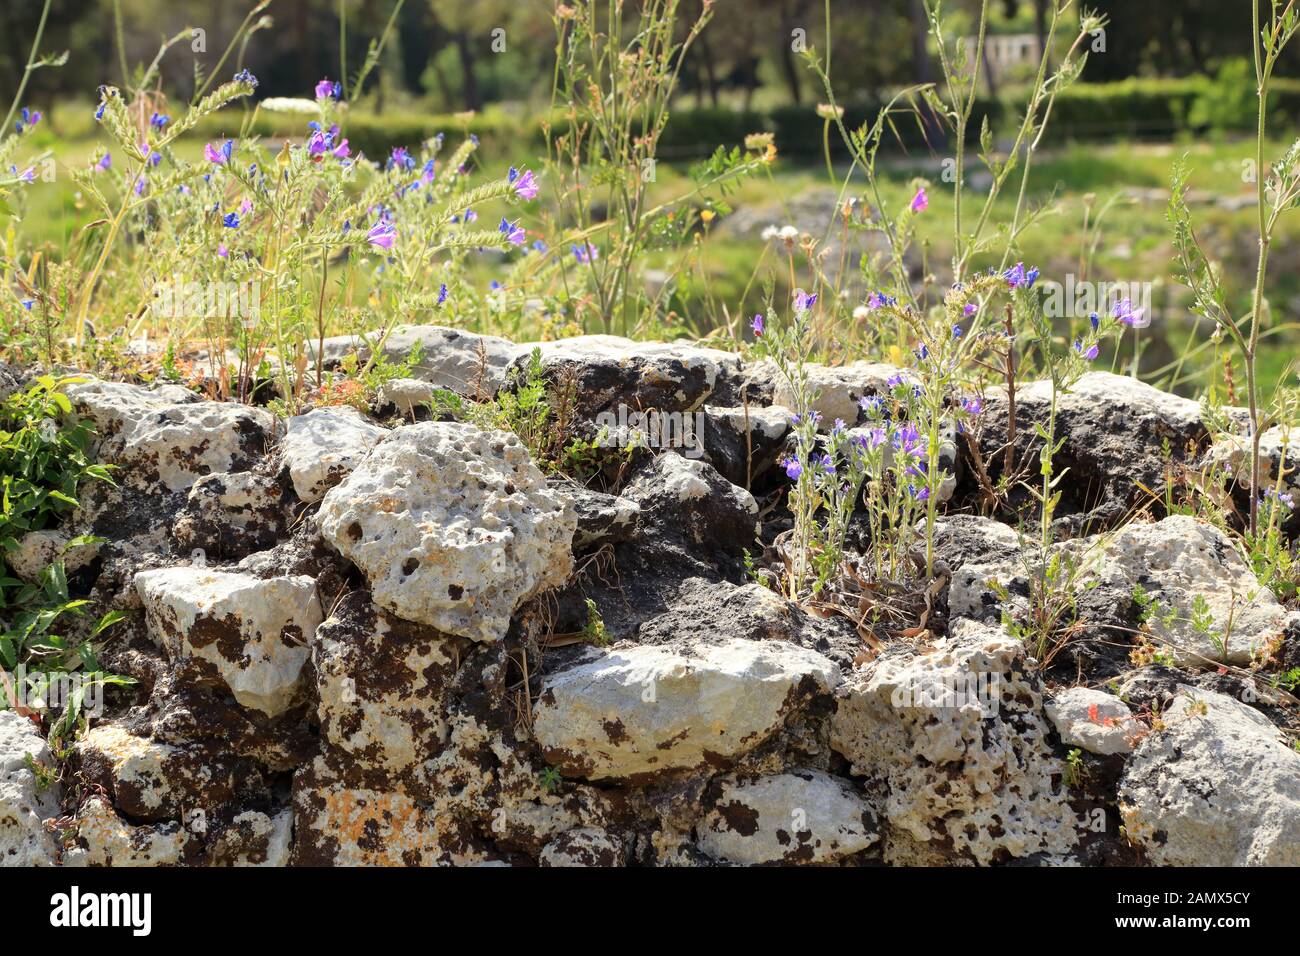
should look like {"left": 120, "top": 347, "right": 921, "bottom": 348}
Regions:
{"left": 1073, "top": 339, "right": 1099, "bottom": 361}
{"left": 510, "top": 167, "right": 539, "bottom": 200}
{"left": 223, "top": 212, "right": 241, "bottom": 228}
{"left": 952, "top": 324, "right": 963, "bottom": 338}
{"left": 793, "top": 289, "right": 817, "bottom": 313}
{"left": 962, "top": 397, "right": 984, "bottom": 416}
{"left": 911, "top": 484, "right": 931, "bottom": 502}
{"left": 94, "top": 152, "right": 112, "bottom": 172}
{"left": 218, "top": 243, "right": 229, "bottom": 258}
{"left": 815, "top": 103, "right": 844, "bottom": 120}
{"left": 1004, "top": 262, "right": 1040, "bottom": 289}
{"left": 859, "top": 395, "right": 884, "bottom": 417}
{"left": 866, "top": 291, "right": 897, "bottom": 310}
{"left": 204, "top": 140, "right": 233, "bottom": 165}
{"left": 233, "top": 69, "right": 258, "bottom": 88}
{"left": 700, "top": 208, "right": 715, "bottom": 223}
{"left": 367, "top": 220, "right": 396, "bottom": 249}
{"left": 307, "top": 130, "right": 329, "bottom": 156}
{"left": 332, "top": 138, "right": 350, "bottom": 159}
{"left": 149, "top": 111, "right": 169, "bottom": 130}
{"left": 141, "top": 142, "right": 162, "bottom": 167}
{"left": 133, "top": 175, "right": 144, "bottom": 195}
{"left": 389, "top": 147, "right": 415, "bottom": 172}
{"left": 531, "top": 239, "right": 547, "bottom": 253}
{"left": 499, "top": 218, "right": 526, "bottom": 245}
{"left": 421, "top": 159, "right": 436, "bottom": 185}
{"left": 315, "top": 78, "right": 342, "bottom": 100}
{"left": 20, "top": 299, "right": 34, "bottom": 311}
{"left": 15, "top": 107, "right": 41, "bottom": 134}
{"left": 572, "top": 242, "right": 598, "bottom": 264}
{"left": 1089, "top": 311, "right": 1100, "bottom": 330}
{"left": 909, "top": 186, "right": 928, "bottom": 213}
{"left": 94, "top": 102, "right": 106, "bottom": 121}
{"left": 437, "top": 283, "right": 448, "bottom": 305}
{"left": 239, "top": 197, "right": 253, "bottom": 214}
{"left": 820, "top": 454, "right": 835, "bottom": 473}
{"left": 783, "top": 457, "right": 803, "bottom": 481}
{"left": 863, "top": 426, "right": 887, "bottom": 450}
{"left": 852, "top": 306, "right": 870, "bottom": 321}
{"left": 963, "top": 303, "right": 978, "bottom": 317}
{"left": 1113, "top": 297, "right": 1149, "bottom": 329}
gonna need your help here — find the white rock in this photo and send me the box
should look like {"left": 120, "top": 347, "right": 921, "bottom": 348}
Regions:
{"left": 75, "top": 723, "right": 238, "bottom": 821}
{"left": 135, "top": 567, "right": 322, "bottom": 716}
{"left": 316, "top": 325, "right": 523, "bottom": 398}
{"left": 0, "top": 710, "right": 60, "bottom": 866}
{"left": 539, "top": 828, "right": 626, "bottom": 867}
{"left": 310, "top": 597, "right": 463, "bottom": 775}
{"left": 765, "top": 360, "right": 907, "bottom": 427}
{"left": 698, "top": 770, "right": 877, "bottom": 865}
{"left": 1008, "top": 371, "right": 1203, "bottom": 431}
{"left": 1120, "top": 687, "right": 1300, "bottom": 865}
{"left": 6, "top": 528, "right": 100, "bottom": 583}
{"left": 1086, "top": 516, "right": 1287, "bottom": 666}
{"left": 1045, "top": 687, "right": 1135, "bottom": 755}
{"left": 377, "top": 377, "right": 437, "bottom": 415}
{"left": 70, "top": 379, "right": 274, "bottom": 492}
{"left": 281, "top": 405, "right": 385, "bottom": 503}
{"left": 533, "top": 637, "right": 841, "bottom": 781}
{"left": 1206, "top": 425, "right": 1300, "bottom": 501}
{"left": 63, "top": 796, "right": 185, "bottom": 867}
{"left": 211, "top": 809, "right": 293, "bottom": 866}
{"left": 831, "top": 618, "right": 1078, "bottom": 865}
{"left": 318, "top": 422, "right": 576, "bottom": 642}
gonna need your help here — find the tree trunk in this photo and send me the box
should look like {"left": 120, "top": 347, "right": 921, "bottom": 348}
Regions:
{"left": 455, "top": 31, "right": 480, "bottom": 110}
{"left": 909, "top": 0, "right": 932, "bottom": 84}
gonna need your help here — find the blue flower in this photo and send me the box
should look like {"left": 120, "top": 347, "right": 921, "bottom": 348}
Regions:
{"left": 223, "top": 212, "right": 241, "bottom": 228}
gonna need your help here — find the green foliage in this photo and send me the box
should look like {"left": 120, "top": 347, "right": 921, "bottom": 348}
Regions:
{"left": 581, "top": 598, "right": 609, "bottom": 647}
{"left": 0, "top": 376, "right": 112, "bottom": 557}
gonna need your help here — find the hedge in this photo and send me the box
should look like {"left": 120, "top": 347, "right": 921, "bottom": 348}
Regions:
{"left": 190, "top": 75, "right": 1300, "bottom": 163}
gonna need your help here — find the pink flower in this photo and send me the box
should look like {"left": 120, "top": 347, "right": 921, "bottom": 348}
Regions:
{"left": 910, "top": 187, "right": 928, "bottom": 213}
{"left": 218, "top": 243, "right": 229, "bottom": 258}
{"left": 204, "top": 140, "right": 232, "bottom": 165}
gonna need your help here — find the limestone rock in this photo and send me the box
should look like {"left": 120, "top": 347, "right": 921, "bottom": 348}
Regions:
{"left": 75, "top": 723, "right": 244, "bottom": 821}
{"left": 135, "top": 567, "right": 322, "bottom": 717}
{"left": 1120, "top": 687, "right": 1300, "bottom": 865}
{"left": 172, "top": 471, "right": 285, "bottom": 559}
{"left": 69, "top": 380, "right": 273, "bottom": 493}
{"left": 539, "top": 827, "right": 627, "bottom": 867}
{"left": 698, "top": 770, "right": 878, "bottom": 865}
{"left": 315, "top": 325, "right": 523, "bottom": 398}
{"left": 376, "top": 377, "right": 437, "bottom": 416}
{"left": 1044, "top": 687, "right": 1135, "bottom": 756}
{"left": 281, "top": 405, "right": 386, "bottom": 503}
{"left": 831, "top": 618, "right": 1078, "bottom": 865}
{"left": 759, "top": 360, "right": 906, "bottom": 428}
{"left": 6, "top": 528, "right": 101, "bottom": 583}
{"left": 0, "top": 710, "right": 60, "bottom": 866}
{"left": 533, "top": 637, "right": 840, "bottom": 781}
{"left": 1085, "top": 515, "right": 1288, "bottom": 666}
{"left": 209, "top": 808, "right": 293, "bottom": 866}
{"left": 63, "top": 796, "right": 187, "bottom": 867}
{"left": 317, "top": 422, "right": 576, "bottom": 642}
{"left": 310, "top": 593, "right": 465, "bottom": 779}
{"left": 623, "top": 453, "right": 759, "bottom": 555}
{"left": 511, "top": 335, "right": 741, "bottom": 421}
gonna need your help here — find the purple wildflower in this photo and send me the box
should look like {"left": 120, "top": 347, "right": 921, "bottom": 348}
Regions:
{"left": 751, "top": 314, "right": 764, "bottom": 337}
{"left": 793, "top": 289, "right": 817, "bottom": 313}
{"left": 783, "top": 457, "right": 803, "bottom": 481}
{"left": 909, "top": 186, "right": 928, "bottom": 213}
{"left": 222, "top": 212, "right": 240, "bottom": 229}
{"left": 511, "top": 168, "right": 539, "bottom": 200}
{"left": 499, "top": 218, "right": 526, "bottom": 245}
{"left": 367, "top": 220, "right": 396, "bottom": 250}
